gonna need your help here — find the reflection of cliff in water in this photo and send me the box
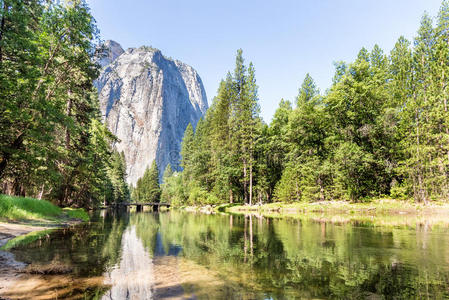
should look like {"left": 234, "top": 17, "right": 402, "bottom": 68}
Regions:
{"left": 102, "top": 214, "right": 188, "bottom": 300}
{"left": 102, "top": 226, "right": 154, "bottom": 299}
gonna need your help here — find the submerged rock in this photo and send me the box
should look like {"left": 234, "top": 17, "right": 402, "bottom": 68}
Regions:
{"left": 95, "top": 41, "right": 208, "bottom": 184}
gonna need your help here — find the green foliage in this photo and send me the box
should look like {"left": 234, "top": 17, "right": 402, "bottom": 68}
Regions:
{"left": 133, "top": 161, "right": 161, "bottom": 203}
{"left": 63, "top": 207, "right": 89, "bottom": 222}
{"left": 107, "top": 151, "right": 130, "bottom": 204}
{"left": 0, "top": 194, "right": 89, "bottom": 224}
{"left": 161, "top": 172, "right": 186, "bottom": 206}
{"left": 274, "top": 74, "right": 329, "bottom": 202}
{"left": 0, "top": 229, "right": 55, "bottom": 251}
{"left": 0, "top": 194, "right": 62, "bottom": 220}
{"left": 4, "top": 0, "right": 449, "bottom": 206}
{"left": 0, "top": 0, "right": 120, "bottom": 208}
{"left": 173, "top": 49, "right": 262, "bottom": 206}
{"left": 173, "top": 1, "right": 449, "bottom": 205}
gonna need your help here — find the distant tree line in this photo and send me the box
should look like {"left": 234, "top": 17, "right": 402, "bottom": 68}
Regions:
{"left": 131, "top": 161, "right": 161, "bottom": 203}
{"left": 162, "top": 1, "right": 449, "bottom": 205}
{"left": 0, "top": 0, "right": 128, "bottom": 208}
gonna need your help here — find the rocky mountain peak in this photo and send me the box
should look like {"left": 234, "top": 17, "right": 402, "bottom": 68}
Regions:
{"left": 95, "top": 41, "right": 208, "bottom": 185}
{"left": 95, "top": 40, "right": 125, "bottom": 68}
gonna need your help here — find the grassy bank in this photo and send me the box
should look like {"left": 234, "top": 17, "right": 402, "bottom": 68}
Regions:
{"left": 223, "top": 199, "right": 449, "bottom": 215}
{"left": 0, "top": 194, "right": 89, "bottom": 223}
{"left": 0, "top": 229, "right": 56, "bottom": 251}
{"left": 210, "top": 200, "right": 449, "bottom": 228}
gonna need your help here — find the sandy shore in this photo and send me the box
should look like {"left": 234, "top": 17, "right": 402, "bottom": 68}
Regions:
{"left": 0, "top": 220, "right": 86, "bottom": 300}
{"left": 0, "top": 222, "right": 51, "bottom": 298}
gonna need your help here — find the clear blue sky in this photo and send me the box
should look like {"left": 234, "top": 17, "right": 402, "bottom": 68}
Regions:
{"left": 89, "top": 0, "right": 442, "bottom": 123}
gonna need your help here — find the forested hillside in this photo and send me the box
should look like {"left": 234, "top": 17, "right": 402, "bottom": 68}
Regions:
{"left": 0, "top": 0, "right": 128, "bottom": 208}
{"left": 163, "top": 2, "right": 449, "bottom": 205}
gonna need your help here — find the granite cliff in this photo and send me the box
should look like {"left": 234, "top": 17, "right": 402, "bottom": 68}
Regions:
{"left": 95, "top": 41, "right": 208, "bottom": 185}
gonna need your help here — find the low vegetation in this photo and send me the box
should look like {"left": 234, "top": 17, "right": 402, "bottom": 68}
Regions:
{"left": 225, "top": 199, "right": 449, "bottom": 215}
{"left": 0, "top": 194, "right": 89, "bottom": 222}
{"left": 63, "top": 208, "right": 90, "bottom": 222}
{"left": 0, "top": 229, "right": 55, "bottom": 251}
{"left": 0, "top": 194, "right": 62, "bottom": 221}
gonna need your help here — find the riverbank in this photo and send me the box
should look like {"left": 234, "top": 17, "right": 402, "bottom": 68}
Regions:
{"left": 181, "top": 199, "right": 449, "bottom": 228}
{"left": 0, "top": 194, "right": 89, "bottom": 298}
{"left": 225, "top": 199, "right": 449, "bottom": 215}
{"left": 224, "top": 199, "right": 449, "bottom": 228}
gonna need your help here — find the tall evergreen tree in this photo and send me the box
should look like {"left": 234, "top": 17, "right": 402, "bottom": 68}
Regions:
{"left": 136, "top": 161, "right": 161, "bottom": 203}
{"left": 229, "top": 50, "right": 260, "bottom": 205}
{"left": 0, "top": 0, "right": 116, "bottom": 208}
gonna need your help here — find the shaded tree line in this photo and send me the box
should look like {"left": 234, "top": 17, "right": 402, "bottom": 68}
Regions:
{"left": 0, "top": 0, "right": 128, "bottom": 208}
{"left": 163, "top": 1, "right": 449, "bottom": 205}
{"left": 131, "top": 160, "right": 161, "bottom": 203}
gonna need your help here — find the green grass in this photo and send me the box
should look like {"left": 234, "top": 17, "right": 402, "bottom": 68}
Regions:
{"left": 63, "top": 207, "right": 89, "bottom": 222}
{"left": 0, "top": 194, "right": 89, "bottom": 251}
{"left": 0, "top": 194, "right": 89, "bottom": 222}
{"left": 0, "top": 229, "right": 55, "bottom": 251}
{"left": 225, "top": 199, "right": 449, "bottom": 215}
{"left": 0, "top": 194, "right": 62, "bottom": 221}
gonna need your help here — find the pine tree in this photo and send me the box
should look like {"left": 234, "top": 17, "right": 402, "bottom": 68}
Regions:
{"left": 275, "top": 74, "right": 328, "bottom": 202}
{"left": 401, "top": 14, "right": 436, "bottom": 203}
{"left": 108, "top": 151, "right": 129, "bottom": 203}
{"left": 209, "top": 76, "right": 237, "bottom": 202}
{"left": 134, "top": 161, "right": 161, "bottom": 203}
{"left": 324, "top": 46, "right": 392, "bottom": 201}
{"left": 229, "top": 50, "right": 260, "bottom": 205}
{"left": 265, "top": 99, "right": 292, "bottom": 201}
{"left": 0, "top": 0, "right": 116, "bottom": 208}
{"left": 181, "top": 123, "right": 194, "bottom": 187}
{"left": 163, "top": 164, "right": 174, "bottom": 182}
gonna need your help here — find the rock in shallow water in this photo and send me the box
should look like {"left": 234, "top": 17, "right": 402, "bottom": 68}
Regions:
{"left": 95, "top": 41, "right": 208, "bottom": 185}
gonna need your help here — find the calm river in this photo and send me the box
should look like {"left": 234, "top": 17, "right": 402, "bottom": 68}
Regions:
{"left": 5, "top": 210, "right": 449, "bottom": 299}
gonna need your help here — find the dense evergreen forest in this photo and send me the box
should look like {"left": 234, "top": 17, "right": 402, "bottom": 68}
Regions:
{"left": 0, "top": 0, "right": 128, "bottom": 208}
{"left": 162, "top": 1, "right": 449, "bottom": 206}
{"left": 4, "top": 0, "right": 449, "bottom": 208}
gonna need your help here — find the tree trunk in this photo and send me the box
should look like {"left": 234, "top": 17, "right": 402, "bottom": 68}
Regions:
{"left": 318, "top": 176, "right": 325, "bottom": 201}
{"left": 249, "top": 161, "right": 253, "bottom": 206}
{"left": 440, "top": 60, "right": 449, "bottom": 196}
{"left": 58, "top": 92, "right": 74, "bottom": 205}
{"left": 0, "top": 1, "right": 8, "bottom": 63}
{"left": 65, "top": 93, "right": 72, "bottom": 149}
{"left": 243, "top": 160, "right": 248, "bottom": 204}
{"left": 38, "top": 184, "right": 44, "bottom": 200}
{"left": 415, "top": 106, "right": 424, "bottom": 204}
{"left": 0, "top": 132, "right": 25, "bottom": 179}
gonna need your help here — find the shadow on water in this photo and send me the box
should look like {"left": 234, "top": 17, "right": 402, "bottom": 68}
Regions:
{"left": 3, "top": 209, "right": 449, "bottom": 299}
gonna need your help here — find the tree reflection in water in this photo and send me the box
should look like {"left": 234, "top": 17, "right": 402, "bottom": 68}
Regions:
{"left": 5, "top": 210, "right": 449, "bottom": 299}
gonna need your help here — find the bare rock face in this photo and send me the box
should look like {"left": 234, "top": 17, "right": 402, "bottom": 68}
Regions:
{"left": 95, "top": 41, "right": 208, "bottom": 185}
{"left": 94, "top": 40, "right": 124, "bottom": 68}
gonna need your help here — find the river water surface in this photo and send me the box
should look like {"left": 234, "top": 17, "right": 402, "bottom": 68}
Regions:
{"left": 4, "top": 210, "right": 449, "bottom": 299}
